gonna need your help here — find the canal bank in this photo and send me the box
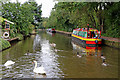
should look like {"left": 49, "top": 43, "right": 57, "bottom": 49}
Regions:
{"left": 101, "top": 36, "right": 120, "bottom": 49}
{"left": 56, "top": 30, "right": 72, "bottom": 36}
{"left": 55, "top": 30, "right": 120, "bottom": 49}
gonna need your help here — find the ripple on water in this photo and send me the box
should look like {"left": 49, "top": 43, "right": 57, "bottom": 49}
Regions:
{"left": 13, "top": 73, "right": 23, "bottom": 78}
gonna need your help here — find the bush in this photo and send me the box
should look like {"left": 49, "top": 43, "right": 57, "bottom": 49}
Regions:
{"left": 16, "top": 33, "right": 23, "bottom": 40}
{"left": 0, "top": 38, "right": 11, "bottom": 51}
{"left": 10, "top": 29, "right": 17, "bottom": 38}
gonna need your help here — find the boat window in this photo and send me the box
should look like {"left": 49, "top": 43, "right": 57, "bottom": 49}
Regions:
{"left": 87, "top": 31, "right": 91, "bottom": 38}
{"left": 78, "top": 31, "right": 87, "bottom": 38}
{"left": 78, "top": 31, "right": 81, "bottom": 36}
{"left": 73, "top": 30, "right": 77, "bottom": 35}
{"left": 85, "top": 32, "right": 87, "bottom": 38}
{"left": 88, "top": 34, "right": 90, "bottom": 38}
{"left": 83, "top": 32, "right": 85, "bottom": 37}
{"left": 94, "top": 31, "right": 98, "bottom": 38}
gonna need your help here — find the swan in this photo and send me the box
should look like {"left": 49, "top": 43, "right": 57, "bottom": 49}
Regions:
{"left": 33, "top": 61, "right": 46, "bottom": 75}
{"left": 4, "top": 60, "right": 15, "bottom": 66}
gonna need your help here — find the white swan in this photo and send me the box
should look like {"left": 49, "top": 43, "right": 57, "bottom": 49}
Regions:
{"left": 4, "top": 60, "right": 15, "bottom": 66}
{"left": 33, "top": 61, "right": 46, "bottom": 75}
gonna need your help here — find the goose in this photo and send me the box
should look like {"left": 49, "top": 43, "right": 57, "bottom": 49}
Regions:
{"left": 4, "top": 60, "right": 15, "bottom": 66}
{"left": 54, "top": 49, "right": 63, "bottom": 52}
{"left": 32, "top": 61, "right": 46, "bottom": 75}
{"left": 102, "top": 62, "right": 107, "bottom": 66}
{"left": 77, "top": 52, "right": 82, "bottom": 58}
{"left": 24, "top": 50, "right": 30, "bottom": 55}
{"left": 54, "top": 49, "right": 58, "bottom": 52}
{"left": 101, "top": 53, "right": 106, "bottom": 59}
{"left": 24, "top": 50, "right": 33, "bottom": 56}
{"left": 77, "top": 55, "right": 82, "bottom": 58}
{"left": 50, "top": 43, "right": 56, "bottom": 47}
{"left": 102, "top": 59, "right": 108, "bottom": 66}
{"left": 101, "top": 56, "right": 106, "bottom": 59}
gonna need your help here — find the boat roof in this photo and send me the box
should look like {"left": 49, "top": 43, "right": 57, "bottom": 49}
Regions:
{"left": 74, "top": 28, "right": 98, "bottom": 31}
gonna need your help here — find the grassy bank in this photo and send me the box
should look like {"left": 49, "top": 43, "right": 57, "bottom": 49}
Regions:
{"left": 0, "top": 38, "right": 11, "bottom": 51}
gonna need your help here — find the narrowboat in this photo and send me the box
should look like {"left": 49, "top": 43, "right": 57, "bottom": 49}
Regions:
{"left": 47, "top": 28, "right": 56, "bottom": 33}
{"left": 72, "top": 27, "right": 102, "bottom": 49}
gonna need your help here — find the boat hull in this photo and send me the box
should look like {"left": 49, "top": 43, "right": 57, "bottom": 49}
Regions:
{"left": 72, "top": 34, "right": 102, "bottom": 49}
{"left": 51, "top": 31, "right": 56, "bottom": 33}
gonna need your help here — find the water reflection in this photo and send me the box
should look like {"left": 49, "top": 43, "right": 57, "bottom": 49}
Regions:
{"left": 2, "top": 33, "right": 63, "bottom": 78}
{"left": 46, "top": 31, "right": 56, "bottom": 37}
{"left": 71, "top": 42, "right": 102, "bottom": 57}
{"left": 71, "top": 41, "right": 114, "bottom": 68}
{"left": 34, "top": 34, "right": 64, "bottom": 78}
{"left": 33, "top": 34, "right": 41, "bottom": 52}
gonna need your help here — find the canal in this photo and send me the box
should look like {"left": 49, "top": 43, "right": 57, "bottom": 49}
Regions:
{"left": 0, "top": 30, "right": 118, "bottom": 78}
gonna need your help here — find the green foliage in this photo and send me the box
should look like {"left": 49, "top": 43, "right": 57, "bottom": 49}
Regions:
{"left": 0, "top": 38, "right": 11, "bottom": 51}
{"left": 2, "top": 0, "right": 42, "bottom": 36}
{"left": 16, "top": 33, "right": 23, "bottom": 41}
{"left": 103, "top": 2, "right": 120, "bottom": 38}
{"left": 44, "top": 2, "right": 119, "bottom": 38}
{"left": 10, "top": 28, "right": 17, "bottom": 38}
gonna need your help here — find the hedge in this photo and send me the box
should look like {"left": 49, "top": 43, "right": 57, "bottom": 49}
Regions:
{"left": 0, "top": 38, "right": 11, "bottom": 51}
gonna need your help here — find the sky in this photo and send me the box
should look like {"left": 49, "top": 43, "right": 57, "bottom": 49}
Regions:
{"left": 10, "top": 0, "right": 57, "bottom": 17}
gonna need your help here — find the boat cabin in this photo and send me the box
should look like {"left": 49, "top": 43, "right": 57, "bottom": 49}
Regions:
{"left": 72, "top": 28, "right": 101, "bottom": 39}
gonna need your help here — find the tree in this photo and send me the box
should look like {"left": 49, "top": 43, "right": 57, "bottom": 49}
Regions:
{"left": 2, "top": 1, "right": 42, "bottom": 36}
{"left": 45, "top": 2, "right": 119, "bottom": 37}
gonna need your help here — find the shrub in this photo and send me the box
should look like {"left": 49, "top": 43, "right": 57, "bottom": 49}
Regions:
{"left": 0, "top": 38, "right": 11, "bottom": 51}
{"left": 16, "top": 33, "right": 23, "bottom": 41}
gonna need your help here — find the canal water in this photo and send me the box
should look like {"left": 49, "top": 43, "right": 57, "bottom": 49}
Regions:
{"left": 0, "top": 30, "right": 118, "bottom": 78}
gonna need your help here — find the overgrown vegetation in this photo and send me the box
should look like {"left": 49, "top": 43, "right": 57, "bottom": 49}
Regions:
{"left": 0, "top": 38, "right": 11, "bottom": 51}
{"left": 42, "top": 2, "right": 120, "bottom": 38}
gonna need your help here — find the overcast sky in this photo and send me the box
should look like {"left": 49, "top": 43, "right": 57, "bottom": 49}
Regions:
{"left": 10, "top": 0, "right": 57, "bottom": 17}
